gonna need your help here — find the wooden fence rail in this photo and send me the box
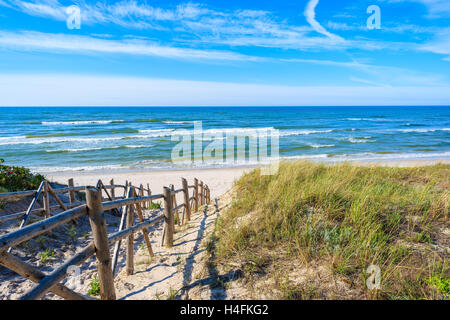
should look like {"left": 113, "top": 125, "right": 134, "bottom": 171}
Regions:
{"left": 0, "top": 176, "right": 211, "bottom": 300}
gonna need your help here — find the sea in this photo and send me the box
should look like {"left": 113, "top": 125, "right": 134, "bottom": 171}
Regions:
{"left": 0, "top": 106, "right": 448, "bottom": 173}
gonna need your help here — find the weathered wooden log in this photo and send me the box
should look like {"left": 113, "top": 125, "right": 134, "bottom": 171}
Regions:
{"left": 133, "top": 189, "right": 154, "bottom": 258}
{"left": 147, "top": 183, "right": 151, "bottom": 208}
{"left": 170, "top": 185, "right": 181, "bottom": 227}
{"left": 0, "top": 201, "right": 84, "bottom": 224}
{"left": 112, "top": 183, "right": 131, "bottom": 276}
{"left": 43, "top": 181, "right": 51, "bottom": 219}
{"left": 126, "top": 195, "right": 135, "bottom": 276}
{"left": 182, "top": 178, "right": 191, "bottom": 222}
{"left": 163, "top": 187, "right": 173, "bottom": 248}
{"left": 0, "top": 252, "right": 89, "bottom": 300}
{"left": 68, "top": 178, "right": 76, "bottom": 203}
{"left": 199, "top": 181, "right": 204, "bottom": 205}
{"left": 102, "top": 194, "right": 163, "bottom": 212}
{"left": 108, "top": 215, "right": 164, "bottom": 246}
{"left": 20, "top": 243, "right": 96, "bottom": 300}
{"left": 0, "top": 206, "right": 86, "bottom": 254}
{"left": 110, "top": 179, "right": 115, "bottom": 200}
{"left": 86, "top": 187, "right": 116, "bottom": 300}
{"left": 194, "top": 178, "right": 199, "bottom": 212}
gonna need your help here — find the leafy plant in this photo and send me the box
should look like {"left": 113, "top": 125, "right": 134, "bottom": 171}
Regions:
{"left": 0, "top": 164, "right": 45, "bottom": 192}
{"left": 67, "top": 226, "right": 77, "bottom": 242}
{"left": 149, "top": 202, "right": 162, "bottom": 210}
{"left": 40, "top": 248, "right": 56, "bottom": 263}
{"left": 88, "top": 275, "right": 101, "bottom": 296}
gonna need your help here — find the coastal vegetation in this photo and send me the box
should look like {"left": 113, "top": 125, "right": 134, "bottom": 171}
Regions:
{"left": 212, "top": 161, "right": 449, "bottom": 299}
{"left": 0, "top": 159, "right": 45, "bottom": 193}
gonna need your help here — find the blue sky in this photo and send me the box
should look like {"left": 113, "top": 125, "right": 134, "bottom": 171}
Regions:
{"left": 0, "top": 0, "right": 449, "bottom": 106}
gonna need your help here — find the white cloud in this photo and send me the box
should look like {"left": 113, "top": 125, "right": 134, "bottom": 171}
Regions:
{"left": 304, "top": 0, "right": 342, "bottom": 40}
{"left": 421, "top": 28, "right": 450, "bottom": 56}
{"left": 0, "top": 30, "right": 260, "bottom": 62}
{"left": 0, "top": 74, "right": 449, "bottom": 106}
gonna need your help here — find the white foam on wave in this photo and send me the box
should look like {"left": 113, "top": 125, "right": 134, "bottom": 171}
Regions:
{"left": 398, "top": 128, "right": 450, "bottom": 133}
{"left": 45, "top": 145, "right": 149, "bottom": 153}
{"left": 308, "top": 144, "right": 335, "bottom": 148}
{"left": 163, "top": 121, "right": 192, "bottom": 124}
{"left": 344, "top": 118, "right": 400, "bottom": 122}
{"left": 0, "top": 135, "right": 124, "bottom": 146}
{"left": 42, "top": 120, "right": 124, "bottom": 125}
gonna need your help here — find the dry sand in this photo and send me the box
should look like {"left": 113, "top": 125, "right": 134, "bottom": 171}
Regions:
{"left": 46, "top": 167, "right": 251, "bottom": 200}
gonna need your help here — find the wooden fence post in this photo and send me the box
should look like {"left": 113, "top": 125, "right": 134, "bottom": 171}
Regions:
{"left": 68, "top": 178, "right": 75, "bottom": 204}
{"left": 126, "top": 187, "right": 135, "bottom": 276}
{"left": 43, "top": 181, "right": 50, "bottom": 218}
{"left": 163, "top": 187, "right": 173, "bottom": 248}
{"left": 85, "top": 187, "right": 116, "bottom": 300}
{"left": 133, "top": 188, "right": 154, "bottom": 258}
{"left": 147, "top": 183, "right": 151, "bottom": 208}
{"left": 182, "top": 178, "right": 191, "bottom": 222}
{"left": 194, "top": 178, "right": 199, "bottom": 212}
{"left": 110, "top": 179, "right": 115, "bottom": 200}
{"left": 199, "top": 181, "right": 204, "bottom": 205}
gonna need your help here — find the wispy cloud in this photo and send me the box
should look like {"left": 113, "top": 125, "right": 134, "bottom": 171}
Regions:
{"left": 0, "top": 30, "right": 260, "bottom": 62}
{"left": 304, "top": 0, "right": 342, "bottom": 40}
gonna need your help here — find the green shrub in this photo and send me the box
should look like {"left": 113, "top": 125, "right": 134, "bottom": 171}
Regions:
{"left": 88, "top": 275, "right": 101, "bottom": 296}
{"left": 0, "top": 164, "right": 45, "bottom": 192}
{"left": 149, "top": 202, "right": 162, "bottom": 210}
{"left": 40, "top": 248, "right": 56, "bottom": 263}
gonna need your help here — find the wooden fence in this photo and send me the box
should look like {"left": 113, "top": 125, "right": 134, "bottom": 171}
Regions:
{"left": 0, "top": 177, "right": 211, "bottom": 300}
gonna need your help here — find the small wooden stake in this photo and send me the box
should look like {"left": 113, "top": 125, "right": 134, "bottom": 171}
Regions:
{"left": 182, "top": 178, "right": 191, "bottom": 222}
{"left": 43, "top": 181, "right": 50, "bottom": 218}
{"left": 147, "top": 183, "right": 151, "bottom": 208}
{"left": 199, "top": 181, "right": 204, "bottom": 206}
{"left": 110, "top": 179, "right": 115, "bottom": 200}
{"left": 163, "top": 187, "right": 173, "bottom": 248}
{"left": 133, "top": 189, "right": 154, "bottom": 257}
{"left": 194, "top": 178, "right": 199, "bottom": 212}
{"left": 86, "top": 187, "right": 116, "bottom": 300}
{"left": 126, "top": 190, "right": 135, "bottom": 276}
{"left": 68, "top": 178, "right": 75, "bottom": 204}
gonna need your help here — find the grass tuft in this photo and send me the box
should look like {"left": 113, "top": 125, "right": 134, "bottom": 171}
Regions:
{"left": 214, "top": 161, "right": 449, "bottom": 300}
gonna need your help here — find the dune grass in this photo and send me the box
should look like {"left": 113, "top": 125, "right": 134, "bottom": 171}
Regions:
{"left": 213, "top": 161, "right": 449, "bottom": 299}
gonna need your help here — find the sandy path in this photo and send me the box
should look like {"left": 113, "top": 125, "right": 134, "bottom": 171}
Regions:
{"left": 113, "top": 200, "right": 221, "bottom": 300}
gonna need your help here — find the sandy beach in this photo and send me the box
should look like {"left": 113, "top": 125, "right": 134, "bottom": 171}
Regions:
{"left": 46, "top": 167, "right": 252, "bottom": 200}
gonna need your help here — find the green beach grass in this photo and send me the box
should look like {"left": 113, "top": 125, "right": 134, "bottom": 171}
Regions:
{"left": 211, "top": 161, "right": 449, "bottom": 299}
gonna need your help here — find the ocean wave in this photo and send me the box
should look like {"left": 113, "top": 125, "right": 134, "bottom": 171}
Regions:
{"left": 42, "top": 120, "right": 124, "bottom": 126}
{"left": 163, "top": 121, "right": 192, "bottom": 124}
{"left": 308, "top": 144, "right": 335, "bottom": 148}
{"left": 45, "top": 145, "right": 149, "bottom": 153}
{"left": 398, "top": 128, "right": 450, "bottom": 133}
{"left": 344, "top": 118, "right": 400, "bottom": 122}
{"left": 0, "top": 135, "right": 124, "bottom": 146}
